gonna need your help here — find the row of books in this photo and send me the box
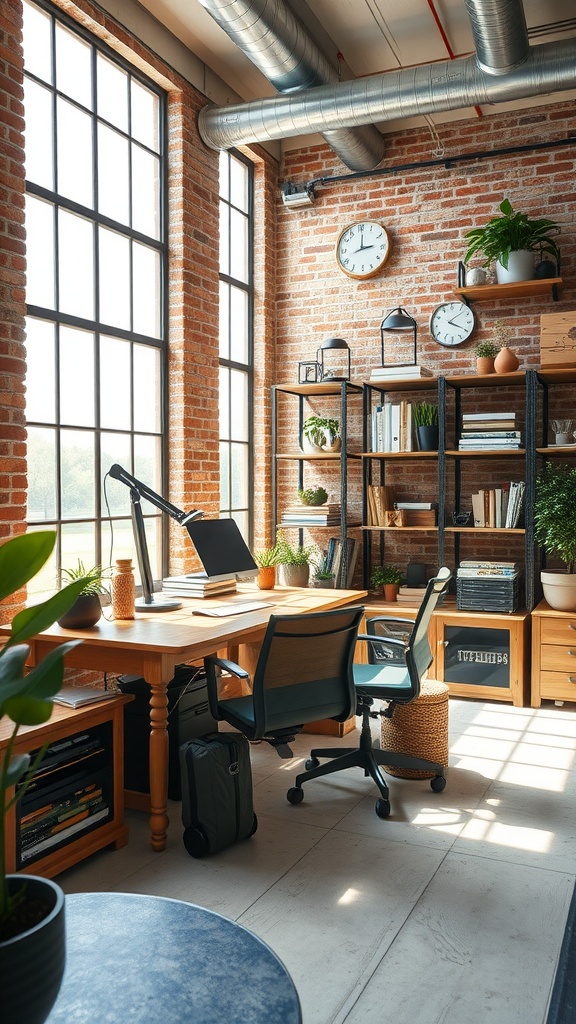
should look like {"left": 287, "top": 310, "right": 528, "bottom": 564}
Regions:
{"left": 366, "top": 486, "right": 437, "bottom": 527}
{"left": 162, "top": 572, "right": 237, "bottom": 597}
{"left": 323, "top": 536, "right": 359, "bottom": 588}
{"left": 370, "top": 400, "right": 415, "bottom": 452}
{"left": 470, "top": 481, "right": 525, "bottom": 528}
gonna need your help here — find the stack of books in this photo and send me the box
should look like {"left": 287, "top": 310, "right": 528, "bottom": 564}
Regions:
{"left": 470, "top": 481, "right": 525, "bottom": 528}
{"left": 369, "top": 365, "right": 433, "bottom": 381}
{"left": 280, "top": 502, "right": 342, "bottom": 526}
{"left": 162, "top": 573, "right": 237, "bottom": 598}
{"left": 394, "top": 501, "right": 437, "bottom": 527}
{"left": 396, "top": 585, "right": 427, "bottom": 605}
{"left": 324, "top": 536, "right": 359, "bottom": 588}
{"left": 459, "top": 411, "right": 522, "bottom": 450}
{"left": 456, "top": 560, "right": 521, "bottom": 613}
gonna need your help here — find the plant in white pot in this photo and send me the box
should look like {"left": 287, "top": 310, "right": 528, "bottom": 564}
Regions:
{"left": 464, "top": 197, "right": 561, "bottom": 284}
{"left": 0, "top": 531, "right": 90, "bottom": 1024}
{"left": 534, "top": 462, "right": 576, "bottom": 611}
{"left": 301, "top": 416, "right": 341, "bottom": 454}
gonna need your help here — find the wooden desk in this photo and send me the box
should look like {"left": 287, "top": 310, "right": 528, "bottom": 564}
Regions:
{"left": 5, "top": 584, "right": 364, "bottom": 852}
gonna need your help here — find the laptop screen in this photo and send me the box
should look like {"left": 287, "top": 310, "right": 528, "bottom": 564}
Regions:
{"left": 184, "top": 519, "right": 258, "bottom": 581}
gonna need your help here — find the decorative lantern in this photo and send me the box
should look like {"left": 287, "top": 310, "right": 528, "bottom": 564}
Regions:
{"left": 298, "top": 360, "right": 321, "bottom": 384}
{"left": 316, "top": 338, "right": 351, "bottom": 382}
{"left": 380, "top": 307, "right": 417, "bottom": 368}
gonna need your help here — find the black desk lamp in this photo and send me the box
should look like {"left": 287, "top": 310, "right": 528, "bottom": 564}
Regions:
{"left": 108, "top": 464, "right": 204, "bottom": 612}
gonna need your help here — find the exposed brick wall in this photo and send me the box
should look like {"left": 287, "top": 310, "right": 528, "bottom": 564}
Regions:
{"left": 277, "top": 102, "right": 576, "bottom": 581}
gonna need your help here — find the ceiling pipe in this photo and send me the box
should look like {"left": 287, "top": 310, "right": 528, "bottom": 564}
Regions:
{"left": 464, "top": 0, "right": 530, "bottom": 74}
{"left": 196, "top": 0, "right": 385, "bottom": 171}
{"left": 198, "top": 36, "right": 576, "bottom": 152}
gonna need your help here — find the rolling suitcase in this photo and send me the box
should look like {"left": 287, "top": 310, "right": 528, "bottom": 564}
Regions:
{"left": 179, "top": 732, "right": 258, "bottom": 857}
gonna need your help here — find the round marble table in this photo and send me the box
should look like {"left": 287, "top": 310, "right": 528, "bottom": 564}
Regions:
{"left": 46, "top": 892, "right": 302, "bottom": 1023}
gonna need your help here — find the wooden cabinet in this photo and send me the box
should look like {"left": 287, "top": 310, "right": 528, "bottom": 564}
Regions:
{"left": 531, "top": 600, "right": 576, "bottom": 707}
{"left": 1, "top": 696, "right": 131, "bottom": 877}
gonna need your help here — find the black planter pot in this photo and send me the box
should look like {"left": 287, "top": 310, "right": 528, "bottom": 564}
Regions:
{"left": 0, "top": 875, "right": 66, "bottom": 1024}
{"left": 417, "top": 424, "right": 439, "bottom": 451}
{"left": 57, "top": 592, "right": 101, "bottom": 628}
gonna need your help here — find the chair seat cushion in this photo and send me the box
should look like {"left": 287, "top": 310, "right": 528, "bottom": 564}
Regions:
{"left": 353, "top": 663, "right": 414, "bottom": 701}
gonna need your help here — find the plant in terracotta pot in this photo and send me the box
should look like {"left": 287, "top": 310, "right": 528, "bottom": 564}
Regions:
{"left": 57, "top": 561, "right": 110, "bottom": 628}
{"left": 253, "top": 543, "right": 282, "bottom": 590}
{"left": 492, "top": 319, "right": 520, "bottom": 373}
{"left": 0, "top": 531, "right": 91, "bottom": 1024}
{"left": 463, "top": 197, "right": 561, "bottom": 284}
{"left": 275, "top": 531, "right": 316, "bottom": 588}
{"left": 534, "top": 462, "right": 576, "bottom": 611}
{"left": 474, "top": 340, "right": 500, "bottom": 375}
{"left": 301, "top": 416, "right": 341, "bottom": 453}
{"left": 370, "top": 564, "right": 404, "bottom": 602}
{"left": 413, "top": 401, "right": 439, "bottom": 451}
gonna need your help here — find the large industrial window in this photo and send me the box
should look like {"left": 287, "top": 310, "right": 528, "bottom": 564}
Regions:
{"left": 22, "top": 0, "right": 167, "bottom": 596}
{"left": 218, "top": 150, "right": 253, "bottom": 543}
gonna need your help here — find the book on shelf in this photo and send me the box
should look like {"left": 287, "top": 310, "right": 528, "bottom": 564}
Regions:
{"left": 470, "top": 482, "right": 524, "bottom": 528}
{"left": 394, "top": 501, "right": 437, "bottom": 510}
{"left": 504, "top": 480, "right": 525, "bottom": 527}
{"left": 462, "top": 411, "right": 517, "bottom": 421}
{"left": 282, "top": 503, "right": 341, "bottom": 514}
{"left": 367, "top": 485, "right": 394, "bottom": 526}
{"left": 21, "top": 806, "right": 110, "bottom": 863}
{"left": 459, "top": 440, "right": 522, "bottom": 450}
{"left": 460, "top": 430, "right": 521, "bottom": 439}
{"left": 371, "top": 401, "right": 414, "bottom": 452}
{"left": 402, "top": 510, "right": 437, "bottom": 526}
{"left": 456, "top": 567, "right": 519, "bottom": 578}
{"left": 54, "top": 686, "right": 120, "bottom": 708}
{"left": 369, "top": 365, "right": 433, "bottom": 379}
{"left": 328, "top": 536, "right": 358, "bottom": 588}
{"left": 280, "top": 515, "right": 342, "bottom": 525}
{"left": 162, "top": 574, "right": 237, "bottom": 596}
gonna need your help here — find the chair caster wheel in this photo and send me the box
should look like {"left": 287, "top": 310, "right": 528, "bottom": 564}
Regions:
{"left": 305, "top": 757, "right": 320, "bottom": 771}
{"left": 287, "top": 787, "right": 304, "bottom": 805}
{"left": 249, "top": 813, "right": 258, "bottom": 836}
{"left": 183, "top": 826, "right": 209, "bottom": 858}
{"left": 375, "top": 798, "right": 391, "bottom": 819}
{"left": 430, "top": 775, "right": 446, "bottom": 793}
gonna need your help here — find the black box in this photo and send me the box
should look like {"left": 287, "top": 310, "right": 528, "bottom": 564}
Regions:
{"left": 456, "top": 577, "right": 521, "bottom": 614}
{"left": 118, "top": 666, "right": 218, "bottom": 800}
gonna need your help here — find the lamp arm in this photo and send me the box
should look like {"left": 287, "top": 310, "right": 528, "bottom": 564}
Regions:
{"left": 108, "top": 464, "right": 203, "bottom": 525}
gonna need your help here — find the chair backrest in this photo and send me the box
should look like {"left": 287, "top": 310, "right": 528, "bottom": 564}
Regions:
{"left": 251, "top": 606, "right": 365, "bottom": 734}
{"left": 404, "top": 567, "right": 452, "bottom": 692}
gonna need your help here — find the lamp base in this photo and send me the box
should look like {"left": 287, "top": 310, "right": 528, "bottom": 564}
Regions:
{"left": 135, "top": 595, "right": 182, "bottom": 612}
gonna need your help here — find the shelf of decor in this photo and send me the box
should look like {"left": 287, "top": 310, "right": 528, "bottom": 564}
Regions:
{"left": 453, "top": 277, "right": 562, "bottom": 303}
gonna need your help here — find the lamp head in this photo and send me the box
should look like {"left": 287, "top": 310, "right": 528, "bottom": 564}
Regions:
{"left": 380, "top": 308, "right": 418, "bottom": 368}
{"left": 316, "top": 337, "right": 351, "bottom": 381}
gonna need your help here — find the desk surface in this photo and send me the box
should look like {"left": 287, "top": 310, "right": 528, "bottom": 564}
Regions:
{"left": 46, "top": 892, "right": 302, "bottom": 1023}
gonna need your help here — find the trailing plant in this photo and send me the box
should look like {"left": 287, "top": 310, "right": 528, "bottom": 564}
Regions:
{"left": 302, "top": 415, "right": 340, "bottom": 447}
{"left": 370, "top": 564, "right": 403, "bottom": 588}
{"left": 298, "top": 486, "right": 328, "bottom": 507}
{"left": 464, "top": 197, "right": 561, "bottom": 270}
{"left": 475, "top": 340, "right": 500, "bottom": 359}
{"left": 412, "top": 401, "right": 438, "bottom": 427}
{"left": 253, "top": 544, "right": 282, "bottom": 567}
{"left": 534, "top": 463, "right": 576, "bottom": 574}
{"left": 275, "top": 531, "right": 316, "bottom": 566}
{"left": 0, "top": 531, "right": 91, "bottom": 938}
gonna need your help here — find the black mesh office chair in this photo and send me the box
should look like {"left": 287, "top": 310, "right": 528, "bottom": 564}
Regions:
{"left": 287, "top": 567, "right": 452, "bottom": 818}
{"left": 203, "top": 606, "right": 364, "bottom": 759}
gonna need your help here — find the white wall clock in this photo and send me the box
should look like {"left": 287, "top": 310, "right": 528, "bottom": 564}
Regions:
{"left": 335, "top": 221, "right": 391, "bottom": 280}
{"left": 429, "top": 301, "right": 475, "bottom": 346}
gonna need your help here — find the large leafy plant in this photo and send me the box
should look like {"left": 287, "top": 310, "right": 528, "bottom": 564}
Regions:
{"left": 464, "top": 198, "right": 560, "bottom": 270}
{"left": 534, "top": 463, "right": 576, "bottom": 574}
{"left": 0, "top": 531, "right": 90, "bottom": 934}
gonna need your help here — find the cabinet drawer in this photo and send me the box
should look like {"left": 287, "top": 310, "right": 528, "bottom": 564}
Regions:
{"left": 541, "top": 644, "right": 576, "bottom": 672}
{"left": 540, "top": 618, "right": 576, "bottom": 646}
{"left": 540, "top": 671, "right": 576, "bottom": 701}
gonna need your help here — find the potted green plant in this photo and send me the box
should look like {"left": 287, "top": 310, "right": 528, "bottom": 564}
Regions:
{"left": 370, "top": 564, "right": 403, "bottom": 602}
{"left": 252, "top": 543, "right": 282, "bottom": 590}
{"left": 413, "top": 401, "right": 439, "bottom": 451}
{"left": 301, "top": 416, "right": 341, "bottom": 454}
{"left": 311, "top": 551, "right": 335, "bottom": 588}
{"left": 0, "top": 531, "right": 91, "bottom": 1024}
{"left": 276, "top": 531, "right": 316, "bottom": 588}
{"left": 58, "top": 561, "right": 110, "bottom": 628}
{"left": 474, "top": 340, "right": 500, "bottom": 375}
{"left": 298, "top": 486, "right": 328, "bottom": 507}
{"left": 534, "top": 463, "right": 576, "bottom": 610}
{"left": 464, "top": 197, "right": 561, "bottom": 284}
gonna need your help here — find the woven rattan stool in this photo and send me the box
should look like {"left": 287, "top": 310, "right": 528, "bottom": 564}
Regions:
{"left": 380, "top": 679, "right": 449, "bottom": 779}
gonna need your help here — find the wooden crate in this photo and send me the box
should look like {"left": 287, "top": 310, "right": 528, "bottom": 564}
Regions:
{"left": 540, "top": 311, "right": 576, "bottom": 368}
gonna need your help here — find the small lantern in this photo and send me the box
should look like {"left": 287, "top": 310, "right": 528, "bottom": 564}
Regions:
{"left": 316, "top": 337, "right": 351, "bottom": 382}
{"left": 380, "top": 307, "right": 417, "bottom": 368}
{"left": 298, "top": 360, "right": 321, "bottom": 384}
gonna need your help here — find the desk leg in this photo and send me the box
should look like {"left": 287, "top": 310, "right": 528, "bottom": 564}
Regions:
{"left": 146, "top": 664, "right": 170, "bottom": 852}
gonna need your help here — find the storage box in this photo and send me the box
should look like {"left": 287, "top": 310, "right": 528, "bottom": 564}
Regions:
{"left": 540, "top": 311, "right": 576, "bottom": 368}
{"left": 456, "top": 577, "right": 521, "bottom": 614}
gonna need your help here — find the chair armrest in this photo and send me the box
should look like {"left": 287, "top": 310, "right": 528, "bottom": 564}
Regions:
{"left": 204, "top": 656, "right": 251, "bottom": 719}
{"left": 357, "top": 634, "right": 406, "bottom": 652}
{"left": 204, "top": 656, "right": 250, "bottom": 680}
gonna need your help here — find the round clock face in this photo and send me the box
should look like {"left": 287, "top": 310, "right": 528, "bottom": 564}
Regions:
{"left": 336, "top": 221, "right": 391, "bottom": 280}
{"left": 429, "top": 301, "right": 475, "bottom": 347}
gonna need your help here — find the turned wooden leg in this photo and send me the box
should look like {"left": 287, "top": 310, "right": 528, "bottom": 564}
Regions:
{"left": 146, "top": 663, "right": 171, "bottom": 852}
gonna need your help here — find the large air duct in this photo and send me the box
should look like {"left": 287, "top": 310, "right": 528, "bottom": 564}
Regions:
{"left": 196, "top": 0, "right": 385, "bottom": 170}
{"left": 199, "top": 36, "right": 576, "bottom": 152}
{"left": 464, "top": 0, "right": 530, "bottom": 74}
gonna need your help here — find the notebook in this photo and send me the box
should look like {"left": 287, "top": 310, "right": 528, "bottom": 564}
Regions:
{"left": 192, "top": 601, "right": 274, "bottom": 617}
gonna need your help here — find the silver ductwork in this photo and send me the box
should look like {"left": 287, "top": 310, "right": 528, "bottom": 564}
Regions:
{"left": 199, "top": 36, "right": 576, "bottom": 152}
{"left": 464, "top": 0, "right": 530, "bottom": 73}
{"left": 196, "top": 0, "right": 385, "bottom": 170}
